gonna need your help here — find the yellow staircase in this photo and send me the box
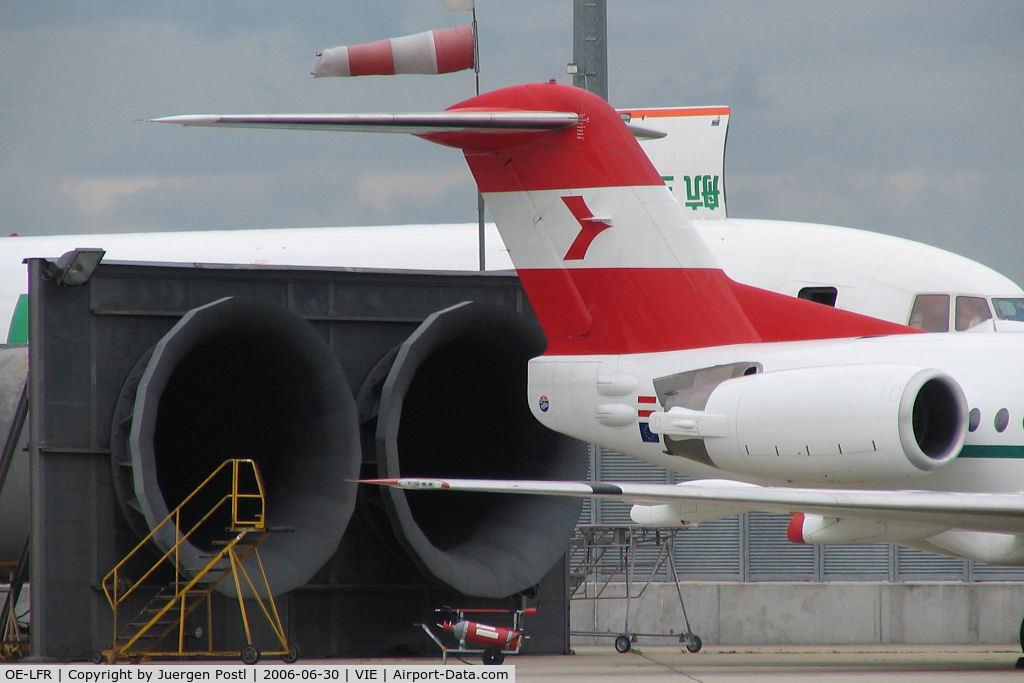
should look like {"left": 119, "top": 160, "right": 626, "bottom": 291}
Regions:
{"left": 0, "top": 539, "right": 29, "bottom": 661}
{"left": 96, "top": 459, "right": 297, "bottom": 664}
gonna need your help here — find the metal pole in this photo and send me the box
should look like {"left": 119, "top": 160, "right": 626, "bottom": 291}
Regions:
{"left": 572, "top": 0, "right": 608, "bottom": 101}
{"left": 473, "top": 6, "right": 486, "bottom": 271}
{"left": 472, "top": 7, "right": 480, "bottom": 97}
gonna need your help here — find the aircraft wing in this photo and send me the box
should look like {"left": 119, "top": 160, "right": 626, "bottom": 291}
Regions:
{"left": 363, "top": 477, "right": 1024, "bottom": 535}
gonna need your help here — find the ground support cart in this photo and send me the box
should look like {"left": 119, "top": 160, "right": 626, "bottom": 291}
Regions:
{"left": 418, "top": 605, "right": 536, "bottom": 665}
{"left": 569, "top": 525, "right": 701, "bottom": 653}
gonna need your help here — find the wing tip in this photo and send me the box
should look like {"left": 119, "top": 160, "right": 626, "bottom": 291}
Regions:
{"left": 359, "top": 478, "right": 450, "bottom": 490}
{"left": 147, "top": 115, "right": 218, "bottom": 126}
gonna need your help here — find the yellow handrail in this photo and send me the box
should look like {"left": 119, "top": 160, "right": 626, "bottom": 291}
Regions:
{"left": 101, "top": 458, "right": 266, "bottom": 616}
{"left": 97, "top": 458, "right": 294, "bottom": 663}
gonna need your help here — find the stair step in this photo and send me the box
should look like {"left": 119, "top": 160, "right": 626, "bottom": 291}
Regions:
{"left": 122, "top": 632, "right": 166, "bottom": 641}
{"left": 128, "top": 619, "right": 176, "bottom": 629}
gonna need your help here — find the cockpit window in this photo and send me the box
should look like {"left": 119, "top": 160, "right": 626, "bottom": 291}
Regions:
{"left": 955, "top": 296, "right": 992, "bottom": 331}
{"left": 993, "top": 298, "right": 1024, "bottom": 322}
{"left": 798, "top": 286, "right": 838, "bottom": 307}
{"left": 908, "top": 294, "right": 949, "bottom": 332}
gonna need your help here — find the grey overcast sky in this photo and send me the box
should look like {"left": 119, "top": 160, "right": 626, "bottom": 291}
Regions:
{"left": 2, "top": 1, "right": 1022, "bottom": 283}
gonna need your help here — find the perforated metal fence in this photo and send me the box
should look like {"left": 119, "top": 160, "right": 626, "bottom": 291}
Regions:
{"left": 578, "top": 446, "right": 1024, "bottom": 582}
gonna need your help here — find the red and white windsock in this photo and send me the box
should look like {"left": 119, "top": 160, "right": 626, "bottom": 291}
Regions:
{"left": 313, "top": 25, "right": 475, "bottom": 77}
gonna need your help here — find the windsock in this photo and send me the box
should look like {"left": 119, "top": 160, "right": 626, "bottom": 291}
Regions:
{"left": 314, "top": 25, "right": 474, "bottom": 77}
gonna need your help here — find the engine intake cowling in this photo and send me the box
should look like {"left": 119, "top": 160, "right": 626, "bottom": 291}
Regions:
{"left": 700, "top": 364, "right": 968, "bottom": 484}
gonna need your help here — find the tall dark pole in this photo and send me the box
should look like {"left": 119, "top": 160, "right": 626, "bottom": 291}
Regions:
{"left": 572, "top": 0, "right": 608, "bottom": 100}
{"left": 474, "top": 6, "right": 485, "bottom": 271}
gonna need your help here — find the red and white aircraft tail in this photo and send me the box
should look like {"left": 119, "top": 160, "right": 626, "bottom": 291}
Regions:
{"left": 155, "top": 82, "right": 912, "bottom": 357}
{"left": 421, "top": 83, "right": 914, "bottom": 355}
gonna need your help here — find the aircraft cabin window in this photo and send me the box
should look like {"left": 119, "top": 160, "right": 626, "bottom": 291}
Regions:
{"left": 968, "top": 408, "right": 981, "bottom": 432}
{"left": 908, "top": 294, "right": 949, "bottom": 332}
{"left": 797, "top": 286, "right": 838, "bottom": 307}
{"left": 993, "top": 297, "right": 1024, "bottom": 321}
{"left": 955, "top": 296, "right": 993, "bottom": 331}
{"left": 995, "top": 408, "right": 1009, "bottom": 433}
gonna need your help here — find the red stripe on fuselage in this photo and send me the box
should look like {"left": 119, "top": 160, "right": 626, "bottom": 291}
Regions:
{"left": 619, "top": 106, "right": 731, "bottom": 119}
{"left": 730, "top": 281, "right": 919, "bottom": 343}
{"left": 519, "top": 267, "right": 917, "bottom": 355}
{"left": 518, "top": 267, "right": 760, "bottom": 355}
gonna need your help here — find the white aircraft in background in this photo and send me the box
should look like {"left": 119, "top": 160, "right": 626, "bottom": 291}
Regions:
{"left": 5, "top": 106, "right": 1021, "bottom": 343}
{"left": 154, "top": 81, "right": 1024, "bottom": 571}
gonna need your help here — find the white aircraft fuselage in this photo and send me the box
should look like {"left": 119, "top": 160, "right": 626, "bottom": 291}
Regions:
{"left": 3, "top": 216, "right": 1021, "bottom": 344}
{"left": 532, "top": 332, "right": 1020, "bottom": 493}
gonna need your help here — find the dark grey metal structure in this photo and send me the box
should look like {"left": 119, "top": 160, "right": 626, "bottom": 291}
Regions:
{"left": 24, "top": 258, "right": 586, "bottom": 660}
{"left": 572, "top": 0, "right": 608, "bottom": 100}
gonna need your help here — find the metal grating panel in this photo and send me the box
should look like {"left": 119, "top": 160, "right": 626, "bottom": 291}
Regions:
{"left": 747, "top": 512, "right": 817, "bottom": 580}
{"left": 823, "top": 543, "right": 892, "bottom": 580}
{"left": 674, "top": 516, "right": 743, "bottom": 579}
{"left": 970, "top": 562, "right": 1024, "bottom": 581}
{"left": 895, "top": 546, "right": 966, "bottom": 580}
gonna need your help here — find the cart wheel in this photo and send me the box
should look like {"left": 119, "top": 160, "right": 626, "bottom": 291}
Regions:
{"left": 482, "top": 649, "right": 505, "bottom": 665}
{"left": 684, "top": 634, "right": 702, "bottom": 653}
{"left": 240, "top": 643, "right": 260, "bottom": 665}
{"left": 89, "top": 651, "right": 105, "bottom": 665}
{"left": 614, "top": 635, "right": 632, "bottom": 653}
{"left": 281, "top": 642, "right": 300, "bottom": 664}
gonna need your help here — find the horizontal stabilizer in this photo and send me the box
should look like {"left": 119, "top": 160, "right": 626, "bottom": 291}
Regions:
{"left": 150, "top": 111, "right": 664, "bottom": 140}
{"left": 148, "top": 112, "right": 579, "bottom": 135}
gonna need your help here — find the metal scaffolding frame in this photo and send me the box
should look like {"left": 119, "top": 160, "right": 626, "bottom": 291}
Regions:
{"left": 569, "top": 525, "right": 702, "bottom": 653}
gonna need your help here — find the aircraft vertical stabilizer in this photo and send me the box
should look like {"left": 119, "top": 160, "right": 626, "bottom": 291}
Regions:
{"left": 419, "top": 83, "right": 913, "bottom": 354}
{"left": 152, "top": 82, "right": 916, "bottom": 356}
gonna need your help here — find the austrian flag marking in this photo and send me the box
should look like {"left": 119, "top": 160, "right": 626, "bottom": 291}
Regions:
{"left": 637, "top": 395, "right": 657, "bottom": 418}
{"left": 562, "top": 195, "right": 613, "bottom": 260}
{"left": 638, "top": 395, "right": 660, "bottom": 444}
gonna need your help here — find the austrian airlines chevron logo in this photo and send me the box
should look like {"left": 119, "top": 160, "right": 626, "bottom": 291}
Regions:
{"left": 562, "top": 196, "right": 612, "bottom": 260}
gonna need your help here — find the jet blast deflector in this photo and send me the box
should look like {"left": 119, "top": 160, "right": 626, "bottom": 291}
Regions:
{"left": 28, "top": 261, "right": 575, "bottom": 658}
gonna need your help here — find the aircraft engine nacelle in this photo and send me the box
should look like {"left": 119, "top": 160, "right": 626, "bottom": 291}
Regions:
{"left": 699, "top": 364, "right": 968, "bottom": 484}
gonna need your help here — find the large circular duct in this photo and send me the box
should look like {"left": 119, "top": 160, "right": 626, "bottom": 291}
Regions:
{"left": 372, "top": 302, "right": 588, "bottom": 598}
{"left": 111, "top": 297, "right": 360, "bottom": 595}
